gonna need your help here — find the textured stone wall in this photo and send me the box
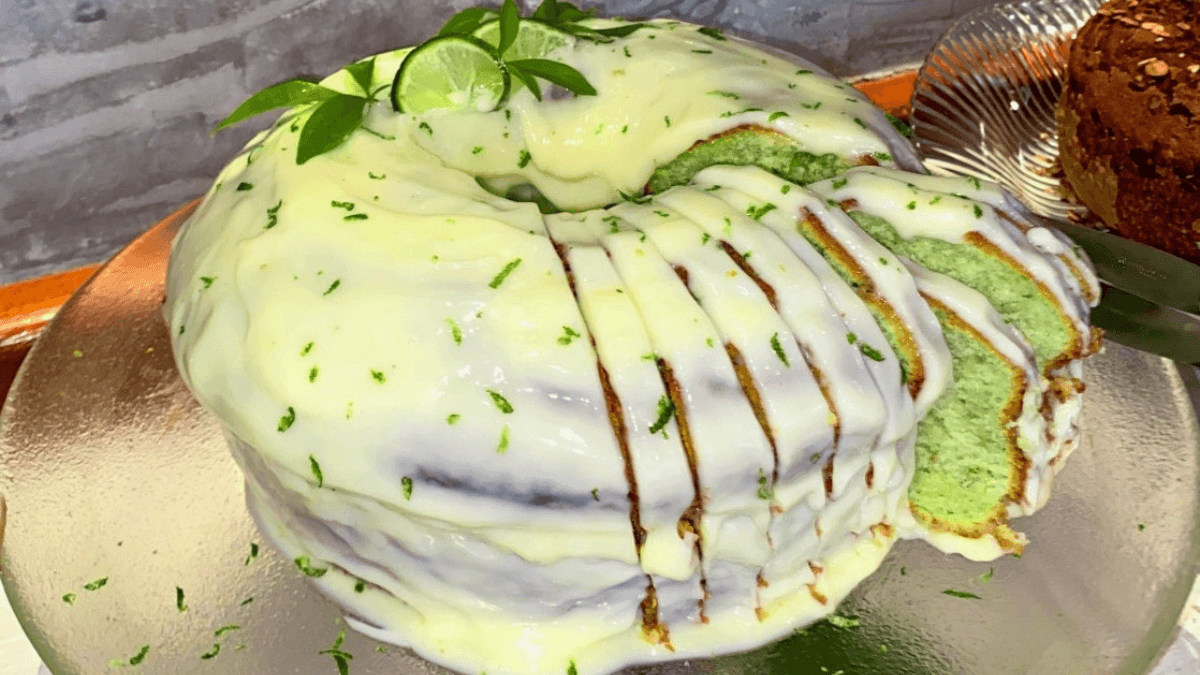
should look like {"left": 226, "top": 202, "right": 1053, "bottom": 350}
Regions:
{"left": 0, "top": 0, "right": 997, "bottom": 284}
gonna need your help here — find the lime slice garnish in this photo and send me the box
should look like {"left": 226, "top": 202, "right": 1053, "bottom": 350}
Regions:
{"left": 391, "top": 35, "right": 510, "bottom": 114}
{"left": 473, "top": 18, "right": 574, "bottom": 61}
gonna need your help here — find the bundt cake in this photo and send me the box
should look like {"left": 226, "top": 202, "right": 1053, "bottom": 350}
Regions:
{"left": 165, "top": 5, "right": 1099, "bottom": 674}
{"left": 1058, "top": 0, "right": 1200, "bottom": 262}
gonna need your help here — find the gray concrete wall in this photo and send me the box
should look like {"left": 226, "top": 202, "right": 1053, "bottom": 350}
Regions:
{"left": 0, "top": 0, "right": 998, "bottom": 285}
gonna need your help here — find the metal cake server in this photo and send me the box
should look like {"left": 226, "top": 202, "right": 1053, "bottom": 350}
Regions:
{"left": 908, "top": 0, "right": 1200, "bottom": 364}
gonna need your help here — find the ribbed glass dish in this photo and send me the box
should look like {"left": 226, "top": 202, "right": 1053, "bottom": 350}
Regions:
{"left": 909, "top": 0, "right": 1102, "bottom": 222}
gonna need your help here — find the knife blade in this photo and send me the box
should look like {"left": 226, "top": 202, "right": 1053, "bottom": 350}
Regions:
{"left": 1090, "top": 283, "right": 1200, "bottom": 365}
{"left": 1030, "top": 214, "right": 1200, "bottom": 316}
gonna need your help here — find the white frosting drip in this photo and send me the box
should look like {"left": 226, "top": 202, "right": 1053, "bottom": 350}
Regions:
{"left": 806, "top": 166, "right": 1094, "bottom": 361}
{"left": 687, "top": 165, "right": 954, "bottom": 418}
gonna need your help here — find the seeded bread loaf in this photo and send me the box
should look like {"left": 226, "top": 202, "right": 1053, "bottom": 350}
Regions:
{"left": 1057, "top": 0, "right": 1200, "bottom": 261}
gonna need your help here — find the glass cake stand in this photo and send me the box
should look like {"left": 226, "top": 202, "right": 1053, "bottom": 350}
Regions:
{"left": 2, "top": 192, "right": 1200, "bottom": 675}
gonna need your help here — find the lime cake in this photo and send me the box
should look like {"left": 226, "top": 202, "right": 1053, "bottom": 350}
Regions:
{"left": 164, "top": 3, "right": 1099, "bottom": 674}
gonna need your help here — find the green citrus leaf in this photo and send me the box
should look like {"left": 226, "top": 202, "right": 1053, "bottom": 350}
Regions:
{"left": 591, "top": 24, "right": 645, "bottom": 38}
{"left": 214, "top": 79, "right": 339, "bottom": 133}
{"left": 505, "top": 63, "right": 543, "bottom": 101}
{"left": 497, "top": 0, "right": 520, "bottom": 58}
{"left": 506, "top": 58, "right": 596, "bottom": 97}
{"left": 345, "top": 57, "right": 376, "bottom": 97}
{"left": 438, "top": 7, "right": 498, "bottom": 36}
{"left": 533, "top": 0, "right": 593, "bottom": 24}
{"left": 296, "top": 95, "right": 366, "bottom": 165}
{"left": 531, "top": 0, "right": 559, "bottom": 22}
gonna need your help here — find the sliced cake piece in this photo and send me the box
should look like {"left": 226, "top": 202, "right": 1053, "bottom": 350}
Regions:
{"left": 653, "top": 187, "right": 897, "bottom": 501}
{"left": 808, "top": 167, "right": 1100, "bottom": 473}
{"left": 666, "top": 177, "right": 928, "bottom": 538}
{"left": 594, "top": 220, "right": 778, "bottom": 637}
{"left": 613, "top": 203, "right": 837, "bottom": 609}
{"left": 545, "top": 213, "right": 705, "bottom": 645}
{"left": 896, "top": 262, "right": 1050, "bottom": 559}
{"left": 648, "top": 186, "right": 920, "bottom": 605}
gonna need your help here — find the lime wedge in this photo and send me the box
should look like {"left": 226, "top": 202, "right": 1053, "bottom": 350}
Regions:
{"left": 391, "top": 35, "right": 510, "bottom": 114}
{"left": 473, "top": 19, "right": 574, "bottom": 61}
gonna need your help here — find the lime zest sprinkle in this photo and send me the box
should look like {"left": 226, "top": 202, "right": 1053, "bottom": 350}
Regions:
{"left": 264, "top": 200, "right": 283, "bottom": 229}
{"left": 757, "top": 468, "right": 774, "bottom": 499}
{"left": 770, "top": 333, "right": 790, "bottom": 366}
{"left": 200, "top": 643, "right": 221, "bottom": 660}
{"left": 128, "top": 645, "right": 150, "bottom": 666}
{"left": 84, "top": 577, "right": 108, "bottom": 591}
{"left": 648, "top": 395, "right": 675, "bottom": 434}
{"left": 446, "top": 318, "right": 464, "bottom": 345}
{"left": 309, "top": 455, "right": 324, "bottom": 487}
{"left": 371, "top": 369, "right": 387, "bottom": 384}
{"left": 558, "top": 325, "right": 582, "bottom": 345}
{"left": 487, "top": 389, "right": 514, "bottom": 413}
{"left": 319, "top": 628, "right": 353, "bottom": 675}
{"left": 402, "top": 476, "right": 414, "bottom": 500}
{"left": 294, "top": 556, "right": 328, "bottom": 577}
{"left": 278, "top": 406, "right": 296, "bottom": 432}
{"left": 942, "top": 589, "right": 982, "bottom": 599}
{"left": 746, "top": 202, "right": 777, "bottom": 220}
{"left": 497, "top": 425, "right": 511, "bottom": 454}
{"left": 245, "top": 542, "right": 259, "bottom": 565}
{"left": 859, "top": 343, "right": 886, "bottom": 362}
{"left": 489, "top": 258, "right": 523, "bottom": 289}
{"left": 827, "top": 614, "right": 860, "bottom": 628}
{"left": 175, "top": 587, "right": 187, "bottom": 612}
{"left": 323, "top": 279, "right": 341, "bottom": 296}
